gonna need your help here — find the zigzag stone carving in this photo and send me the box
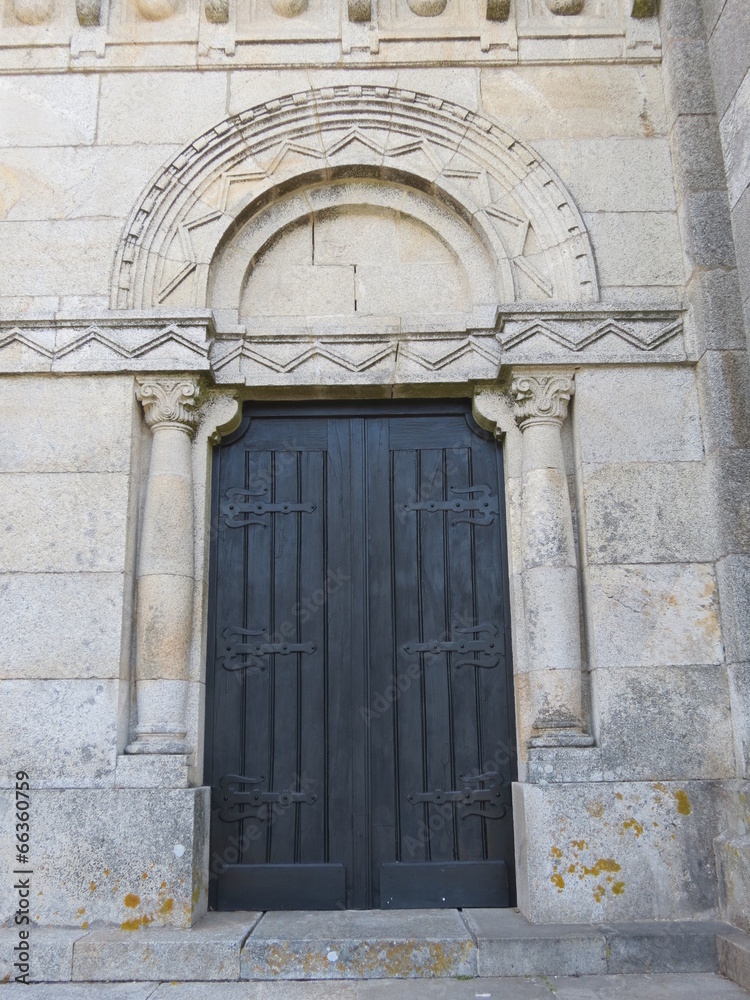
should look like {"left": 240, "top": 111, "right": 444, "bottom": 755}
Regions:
{"left": 111, "top": 87, "right": 600, "bottom": 312}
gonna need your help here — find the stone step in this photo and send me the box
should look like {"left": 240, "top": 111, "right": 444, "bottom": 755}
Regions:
{"left": 3, "top": 909, "right": 749, "bottom": 985}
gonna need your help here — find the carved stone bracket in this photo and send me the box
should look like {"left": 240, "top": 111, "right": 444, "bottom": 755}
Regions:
{"left": 75, "top": 0, "right": 101, "bottom": 25}
{"left": 486, "top": 0, "right": 510, "bottom": 20}
{"left": 510, "top": 370, "right": 594, "bottom": 749}
{"left": 348, "top": 0, "right": 370, "bottom": 20}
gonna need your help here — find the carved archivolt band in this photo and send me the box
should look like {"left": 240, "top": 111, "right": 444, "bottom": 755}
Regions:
{"left": 111, "top": 87, "right": 598, "bottom": 312}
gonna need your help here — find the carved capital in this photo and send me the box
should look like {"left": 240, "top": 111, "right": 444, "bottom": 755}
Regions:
{"left": 135, "top": 377, "right": 203, "bottom": 434}
{"left": 510, "top": 373, "right": 574, "bottom": 430}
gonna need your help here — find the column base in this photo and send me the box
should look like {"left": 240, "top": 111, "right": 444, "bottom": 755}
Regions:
{"left": 126, "top": 737, "right": 190, "bottom": 755}
{"left": 528, "top": 730, "right": 595, "bottom": 748}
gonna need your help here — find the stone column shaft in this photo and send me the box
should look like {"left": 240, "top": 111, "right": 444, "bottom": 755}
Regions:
{"left": 127, "top": 376, "right": 202, "bottom": 755}
{"left": 511, "top": 372, "right": 593, "bottom": 748}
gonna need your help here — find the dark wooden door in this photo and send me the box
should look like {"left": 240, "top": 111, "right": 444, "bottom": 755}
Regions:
{"left": 205, "top": 401, "right": 516, "bottom": 910}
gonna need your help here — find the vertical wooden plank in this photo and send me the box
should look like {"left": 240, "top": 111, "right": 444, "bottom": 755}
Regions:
{"left": 325, "top": 417, "right": 356, "bottom": 904}
{"left": 391, "top": 445, "right": 427, "bottom": 864}
{"left": 365, "top": 417, "right": 397, "bottom": 905}
{"left": 417, "top": 442, "right": 455, "bottom": 862}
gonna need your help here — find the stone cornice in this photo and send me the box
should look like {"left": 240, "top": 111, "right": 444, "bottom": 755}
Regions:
{"left": 0, "top": 306, "right": 687, "bottom": 383}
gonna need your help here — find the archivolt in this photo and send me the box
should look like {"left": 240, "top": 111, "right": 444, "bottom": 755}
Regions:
{"left": 111, "top": 86, "right": 599, "bottom": 311}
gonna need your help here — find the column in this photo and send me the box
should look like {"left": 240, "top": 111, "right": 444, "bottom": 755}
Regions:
{"left": 510, "top": 371, "right": 593, "bottom": 748}
{"left": 126, "top": 376, "right": 202, "bottom": 755}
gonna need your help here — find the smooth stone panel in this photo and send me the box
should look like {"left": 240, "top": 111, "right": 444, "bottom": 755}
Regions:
{"left": 602, "top": 920, "right": 726, "bottom": 974}
{"left": 718, "top": 930, "right": 750, "bottom": 993}
{"left": 72, "top": 912, "right": 261, "bottom": 982}
{"left": 241, "top": 909, "right": 476, "bottom": 979}
{"left": 0, "top": 75, "right": 99, "bottom": 148}
{"left": 548, "top": 973, "right": 748, "bottom": 999}
{"left": 583, "top": 213, "right": 685, "bottom": 287}
{"left": 0, "top": 375, "right": 136, "bottom": 473}
{"left": 0, "top": 927, "right": 87, "bottom": 982}
{"left": 0, "top": 787, "right": 209, "bottom": 929}
{"left": 597, "top": 665, "right": 736, "bottom": 781}
{"left": 585, "top": 563, "right": 723, "bottom": 668}
{"left": 0, "top": 573, "right": 130, "bottom": 680}
{"left": 581, "top": 462, "right": 716, "bottom": 564}
{"left": 0, "top": 679, "right": 119, "bottom": 788}
{"left": 574, "top": 368, "right": 704, "bottom": 464}
{"left": 0, "top": 472, "right": 130, "bottom": 573}
{"left": 513, "top": 780, "right": 731, "bottom": 923}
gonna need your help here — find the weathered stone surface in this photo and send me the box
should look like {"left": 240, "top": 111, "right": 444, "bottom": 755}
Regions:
{"left": 72, "top": 912, "right": 261, "bottom": 981}
{"left": 574, "top": 368, "right": 704, "bottom": 464}
{"left": 0, "top": 375, "right": 136, "bottom": 472}
{"left": 0, "top": 679, "right": 119, "bottom": 787}
{"left": 0, "top": 75, "right": 99, "bottom": 148}
{"left": 513, "top": 780, "right": 731, "bottom": 923}
{"left": 718, "top": 930, "right": 750, "bottom": 992}
{"left": 603, "top": 920, "right": 726, "bottom": 974}
{"left": 0, "top": 788, "right": 209, "bottom": 929}
{"left": 596, "top": 665, "right": 736, "bottom": 780}
{"left": 583, "top": 213, "right": 685, "bottom": 288}
{"left": 0, "top": 927, "right": 87, "bottom": 982}
{"left": 0, "top": 472, "right": 130, "bottom": 573}
{"left": 0, "top": 573, "right": 130, "bottom": 680}
{"left": 241, "top": 910, "right": 476, "bottom": 979}
{"left": 585, "top": 563, "right": 723, "bottom": 668}
{"left": 463, "top": 907, "right": 607, "bottom": 976}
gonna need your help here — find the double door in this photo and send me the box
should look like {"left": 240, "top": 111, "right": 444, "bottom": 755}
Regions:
{"left": 205, "top": 401, "right": 515, "bottom": 910}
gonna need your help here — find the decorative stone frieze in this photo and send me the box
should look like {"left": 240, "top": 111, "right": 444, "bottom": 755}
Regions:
{"left": 270, "top": 0, "right": 308, "bottom": 15}
{"left": 75, "top": 0, "right": 101, "bottom": 25}
{"left": 631, "top": 0, "right": 656, "bottom": 16}
{"left": 127, "top": 375, "right": 203, "bottom": 755}
{"left": 204, "top": 0, "right": 228, "bottom": 22}
{"left": 545, "top": 0, "right": 584, "bottom": 13}
{"left": 407, "top": 0, "right": 447, "bottom": 15}
{"left": 486, "top": 0, "right": 509, "bottom": 20}
{"left": 13, "top": 0, "right": 53, "bottom": 23}
{"left": 134, "top": 0, "right": 177, "bottom": 19}
{"left": 347, "top": 0, "right": 370, "bottom": 19}
{"left": 510, "top": 370, "right": 594, "bottom": 749}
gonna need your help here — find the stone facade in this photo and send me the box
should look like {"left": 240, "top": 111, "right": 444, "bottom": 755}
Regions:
{"left": 0, "top": 0, "right": 749, "bottom": 953}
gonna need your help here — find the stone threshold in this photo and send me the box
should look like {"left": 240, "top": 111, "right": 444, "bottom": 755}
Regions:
{"left": 2, "top": 910, "right": 749, "bottom": 987}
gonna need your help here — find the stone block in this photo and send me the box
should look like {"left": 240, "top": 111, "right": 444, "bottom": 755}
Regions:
{"left": 688, "top": 268, "right": 748, "bottom": 354}
{"left": 678, "top": 191, "right": 737, "bottom": 270}
{"left": 151, "top": 985, "right": 359, "bottom": 999}
{"left": 662, "top": 0, "right": 708, "bottom": 41}
{"left": 243, "top": 263, "right": 355, "bottom": 317}
{"left": 0, "top": 927, "right": 87, "bottom": 982}
{"left": 0, "top": 679, "right": 120, "bottom": 788}
{"left": 707, "top": 0, "right": 750, "bottom": 118}
{"left": 97, "top": 71, "right": 229, "bottom": 146}
{"left": 708, "top": 447, "right": 750, "bottom": 554}
{"left": 720, "top": 72, "right": 750, "bottom": 209}
{"left": 532, "top": 138, "right": 676, "bottom": 212}
{"left": 733, "top": 184, "right": 750, "bottom": 301}
{"left": 479, "top": 66, "right": 668, "bottom": 140}
{"left": 0, "top": 472, "right": 130, "bottom": 573}
{"left": 716, "top": 555, "right": 750, "bottom": 663}
{"left": 0, "top": 145, "right": 180, "bottom": 222}
{"left": 115, "top": 754, "right": 191, "bottom": 789}
{"left": 356, "top": 263, "right": 470, "bottom": 317}
{"left": 240, "top": 909, "right": 476, "bottom": 979}
{"left": 581, "top": 461, "right": 716, "bottom": 565}
{"left": 462, "top": 907, "right": 607, "bottom": 976}
{"left": 574, "top": 368, "right": 704, "bottom": 464}
{"left": 526, "top": 747, "right": 605, "bottom": 784}
{"left": 596, "top": 665, "right": 735, "bottom": 780}
{"left": 718, "top": 930, "right": 750, "bottom": 993}
{"left": 696, "top": 349, "right": 750, "bottom": 452}
{"left": 0, "top": 787, "right": 209, "bottom": 928}
{"left": 583, "top": 212, "right": 685, "bottom": 288}
{"left": 670, "top": 114, "right": 728, "bottom": 195}
{"left": 0, "top": 220, "right": 124, "bottom": 299}
{"left": 603, "top": 920, "right": 725, "bottom": 973}
{"left": 728, "top": 663, "right": 750, "bottom": 776}
{"left": 0, "top": 573, "right": 130, "bottom": 680}
{"left": 585, "top": 562, "right": 723, "bottom": 668}
{"left": 662, "top": 40, "right": 716, "bottom": 122}
{"left": 513, "top": 780, "right": 729, "bottom": 923}
{"left": 0, "top": 375, "right": 136, "bottom": 473}
{"left": 0, "top": 75, "right": 98, "bottom": 148}
{"left": 72, "top": 912, "right": 261, "bottom": 982}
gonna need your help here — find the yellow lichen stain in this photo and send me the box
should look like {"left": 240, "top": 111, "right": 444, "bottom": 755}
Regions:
{"left": 583, "top": 858, "right": 621, "bottom": 877}
{"left": 653, "top": 822, "right": 659, "bottom": 828}
{"left": 550, "top": 873, "right": 565, "bottom": 892}
{"left": 89, "top": 881, "right": 97, "bottom": 892}
{"left": 586, "top": 800, "right": 604, "bottom": 819}
{"left": 124, "top": 894, "right": 140, "bottom": 909}
{"left": 121, "top": 914, "right": 153, "bottom": 932}
{"left": 104, "top": 869, "right": 110, "bottom": 876}
{"left": 674, "top": 790, "right": 692, "bottom": 816}
{"left": 81, "top": 921, "right": 89, "bottom": 930}
{"left": 612, "top": 882, "right": 626, "bottom": 896}
{"left": 567, "top": 864, "right": 577, "bottom": 874}
{"left": 653, "top": 782, "right": 667, "bottom": 794}
{"left": 615, "top": 792, "right": 623, "bottom": 801}
{"left": 571, "top": 839, "right": 588, "bottom": 851}
{"left": 623, "top": 818, "right": 644, "bottom": 838}
{"left": 160, "top": 882, "right": 167, "bottom": 889}
{"left": 550, "top": 846, "right": 562, "bottom": 859}
{"left": 142, "top": 872, "right": 148, "bottom": 880}
{"left": 593, "top": 885, "right": 606, "bottom": 903}
{"left": 76, "top": 907, "right": 86, "bottom": 917}
{"left": 159, "top": 898, "right": 174, "bottom": 915}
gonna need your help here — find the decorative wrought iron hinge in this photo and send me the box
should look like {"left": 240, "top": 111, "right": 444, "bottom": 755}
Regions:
{"left": 401, "top": 485, "right": 498, "bottom": 526}
{"left": 408, "top": 771, "right": 506, "bottom": 820}
{"left": 217, "top": 626, "right": 316, "bottom": 672}
{"left": 216, "top": 773, "right": 317, "bottom": 822}
{"left": 403, "top": 623, "right": 500, "bottom": 669}
{"left": 222, "top": 487, "right": 316, "bottom": 528}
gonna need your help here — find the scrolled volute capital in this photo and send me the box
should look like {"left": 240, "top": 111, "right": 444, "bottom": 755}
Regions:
{"left": 135, "top": 376, "right": 203, "bottom": 434}
{"left": 510, "top": 372, "right": 574, "bottom": 430}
